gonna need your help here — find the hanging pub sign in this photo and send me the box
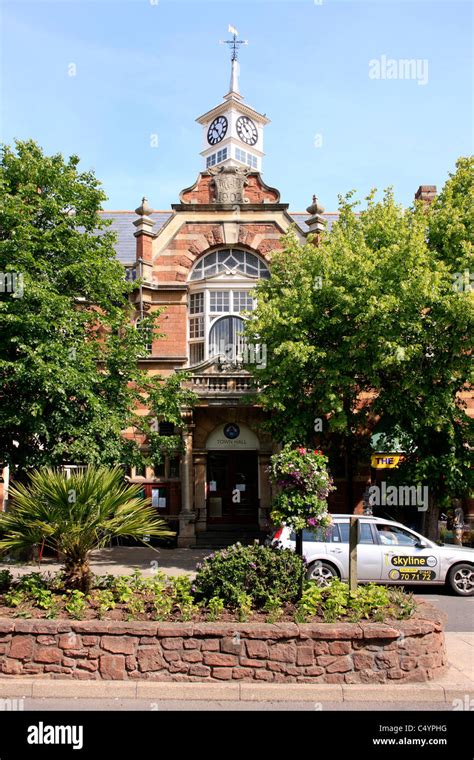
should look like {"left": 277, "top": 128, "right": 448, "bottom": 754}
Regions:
{"left": 371, "top": 453, "right": 405, "bottom": 469}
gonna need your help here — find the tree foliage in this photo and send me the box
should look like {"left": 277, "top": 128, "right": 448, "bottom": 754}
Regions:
{"left": 0, "top": 140, "right": 195, "bottom": 474}
{"left": 245, "top": 158, "right": 473, "bottom": 526}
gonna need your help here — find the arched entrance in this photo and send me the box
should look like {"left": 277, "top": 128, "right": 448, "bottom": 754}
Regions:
{"left": 205, "top": 423, "right": 260, "bottom": 525}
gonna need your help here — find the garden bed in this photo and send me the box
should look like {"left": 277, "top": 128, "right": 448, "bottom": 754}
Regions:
{"left": 0, "top": 600, "right": 447, "bottom": 683}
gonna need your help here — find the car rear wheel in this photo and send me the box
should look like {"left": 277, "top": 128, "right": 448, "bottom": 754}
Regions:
{"left": 306, "top": 560, "right": 339, "bottom": 586}
{"left": 447, "top": 563, "right": 474, "bottom": 596}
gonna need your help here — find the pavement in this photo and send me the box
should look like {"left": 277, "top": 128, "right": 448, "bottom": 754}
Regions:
{"left": 0, "top": 547, "right": 210, "bottom": 579}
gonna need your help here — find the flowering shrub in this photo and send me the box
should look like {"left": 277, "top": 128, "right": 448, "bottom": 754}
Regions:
{"left": 269, "top": 444, "right": 335, "bottom": 532}
{"left": 192, "top": 542, "right": 305, "bottom": 608}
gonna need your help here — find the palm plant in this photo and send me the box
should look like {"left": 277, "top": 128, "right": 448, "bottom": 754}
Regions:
{"left": 0, "top": 466, "right": 175, "bottom": 592}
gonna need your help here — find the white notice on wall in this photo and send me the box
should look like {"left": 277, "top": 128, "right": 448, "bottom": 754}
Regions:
{"left": 209, "top": 481, "right": 217, "bottom": 492}
{"left": 158, "top": 498, "right": 166, "bottom": 509}
{"left": 235, "top": 484, "right": 246, "bottom": 491}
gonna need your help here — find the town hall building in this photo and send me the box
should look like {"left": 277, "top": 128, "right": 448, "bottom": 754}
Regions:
{"left": 93, "top": 34, "right": 472, "bottom": 547}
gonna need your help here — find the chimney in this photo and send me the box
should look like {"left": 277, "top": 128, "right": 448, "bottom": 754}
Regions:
{"left": 415, "top": 185, "right": 436, "bottom": 205}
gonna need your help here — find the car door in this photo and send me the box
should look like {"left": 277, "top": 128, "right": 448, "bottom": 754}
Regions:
{"left": 374, "top": 523, "right": 441, "bottom": 584}
{"left": 331, "top": 520, "right": 382, "bottom": 580}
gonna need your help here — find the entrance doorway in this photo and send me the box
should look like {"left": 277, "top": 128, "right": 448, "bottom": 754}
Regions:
{"left": 207, "top": 451, "right": 259, "bottom": 524}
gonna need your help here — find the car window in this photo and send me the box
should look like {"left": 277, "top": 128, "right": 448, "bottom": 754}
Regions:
{"left": 375, "top": 524, "right": 419, "bottom": 546}
{"left": 290, "top": 526, "right": 337, "bottom": 543}
{"left": 337, "top": 522, "right": 374, "bottom": 544}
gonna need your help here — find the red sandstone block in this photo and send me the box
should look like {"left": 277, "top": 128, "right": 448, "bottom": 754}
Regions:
{"left": 35, "top": 647, "right": 62, "bottom": 664}
{"left": 182, "top": 651, "right": 202, "bottom": 663}
{"left": 59, "top": 633, "right": 82, "bottom": 650}
{"left": 325, "top": 674, "right": 345, "bottom": 684}
{"left": 200, "top": 639, "right": 219, "bottom": 651}
{"left": 101, "top": 636, "right": 137, "bottom": 655}
{"left": 255, "top": 670, "right": 273, "bottom": 681}
{"left": 0, "top": 621, "right": 14, "bottom": 633}
{"left": 296, "top": 647, "right": 314, "bottom": 666}
{"left": 400, "top": 656, "right": 417, "bottom": 671}
{"left": 137, "top": 647, "right": 165, "bottom": 672}
{"left": 2, "top": 658, "right": 23, "bottom": 675}
{"left": 82, "top": 636, "right": 99, "bottom": 646}
{"left": 156, "top": 624, "right": 194, "bottom": 637}
{"left": 316, "top": 655, "right": 337, "bottom": 667}
{"left": 362, "top": 624, "right": 399, "bottom": 639}
{"left": 326, "top": 656, "right": 353, "bottom": 674}
{"left": 169, "top": 662, "right": 189, "bottom": 674}
{"left": 189, "top": 665, "right": 211, "bottom": 677}
{"left": 125, "top": 656, "right": 137, "bottom": 671}
{"left": 36, "top": 635, "right": 57, "bottom": 646}
{"left": 245, "top": 640, "right": 268, "bottom": 659}
{"left": 232, "top": 668, "right": 254, "bottom": 680}
{"left": 76, "top": 660, "right": 98, "bottom": 672}
{"left": 203, "top": 653, "right": 238, "bottom": 667}
{"left": 329, "top": 641, "right": 352, "bottom": 656}
{"left": 8, "top": 636, "right": 34, "bottom": 661}
{"left": 212, "top": 668, "right": 233, "bottom": 680}
{"left": 313, "top": 642, "right": 329, "bottom": 655}
{"left": 268, "top": 644, "right": 296, "bottom": 663}
{"left": 353, "top": 653, "right": 375, "bottom": 671}
{"left": 163, "top": 651, "right": 180, "bottom": 663}
{"left": 100, "top": 654, "right": 126, "bottom": 680}
{"left": 238, "top": 657, "right": 265, "bottom": 669}
{"left": 183, "top": 639, "right": 201, "bottom": 650}
{"left": 303, "top": 666, "right": 325, "bottom": 677}
{"left": 161, "top": 638, "right": 184, "bottom": 650}
{"left": 220, "top": 637, "right": 243, "bottom": 655}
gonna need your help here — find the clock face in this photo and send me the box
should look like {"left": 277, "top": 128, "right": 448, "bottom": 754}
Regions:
{"left": 207, "top": 116, "right": 228, "bottom": 145}
{"left": 236, "top": 116, "right": 258, "bottom": 146}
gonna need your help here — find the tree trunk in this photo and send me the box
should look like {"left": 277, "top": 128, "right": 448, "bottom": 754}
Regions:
{"left": 423, "top": 494, "right": 439, "bottom": 541}
{"left": 63, "top": 557, "right": 92, "bottom": 593}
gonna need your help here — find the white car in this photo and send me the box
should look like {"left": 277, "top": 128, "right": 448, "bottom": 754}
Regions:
{"left": 272, "top": 515, "right": 474, "bottom": 597}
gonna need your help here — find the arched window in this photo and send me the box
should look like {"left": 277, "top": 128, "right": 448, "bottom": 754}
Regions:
{"left": 209, "top": 316, "right": 245, "bottom": 361}
{"left": 190, "top": 249, "right": 269, "bottom": 281}
{"left": 188, "top": 248, "right": 269, "bottom": 367}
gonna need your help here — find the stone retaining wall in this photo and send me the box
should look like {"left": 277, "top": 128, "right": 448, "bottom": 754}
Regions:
{"left": 0, "top": 603, "right": 447, "bottom": 683}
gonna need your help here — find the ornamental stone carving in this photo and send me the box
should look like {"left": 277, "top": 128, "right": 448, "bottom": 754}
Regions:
{"left": 209, "top": 165, "right": 250, "bottom": 205}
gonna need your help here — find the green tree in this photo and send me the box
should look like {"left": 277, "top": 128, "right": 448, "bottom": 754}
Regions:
{"left": 0, "top": 140, "right": 195, "bottom": 475}
{"left": 0, "top": 466, "right": 174, "bottom": 591}
{"left": 245, "top": 160, "right": 473, "bottom": 536}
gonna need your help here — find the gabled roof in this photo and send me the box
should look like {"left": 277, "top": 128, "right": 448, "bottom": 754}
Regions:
{"left": 99, "top": 211, "right": 341, "bottom": 265}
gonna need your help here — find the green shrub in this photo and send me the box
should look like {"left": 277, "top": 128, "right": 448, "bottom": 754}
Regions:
{"left": 207, "top": 597, "right": 224, "bottom": 621}
{"left": 193, "top": 542, "right": 305, "bottom": 608}
{"left": 297, "top": 579, "right": 415, "bottom": 623}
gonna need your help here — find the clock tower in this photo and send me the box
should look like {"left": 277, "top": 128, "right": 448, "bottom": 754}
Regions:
{"left": 196, "top": 27, "right": 270, "bottom": 174}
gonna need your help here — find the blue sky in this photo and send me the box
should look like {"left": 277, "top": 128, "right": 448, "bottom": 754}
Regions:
{"left": 1, "top": 0, "right": 472, "bottom": 212}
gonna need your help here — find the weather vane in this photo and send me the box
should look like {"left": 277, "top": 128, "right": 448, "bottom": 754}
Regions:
{"left": 220, "top": 25, "right": 248, "bottom": 61}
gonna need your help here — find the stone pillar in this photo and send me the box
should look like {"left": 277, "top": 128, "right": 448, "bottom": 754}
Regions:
{"left": 193, "top": 452, "right": 208, "bottom": 534}
{"left": 133, "top": 197, "right": 155, "bottom": 283}
{"left": 177, "top": 418, "right": 196, "bottom": 548}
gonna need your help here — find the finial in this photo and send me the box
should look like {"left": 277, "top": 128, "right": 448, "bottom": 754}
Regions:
{"left": 306, "top": 195, "right": 325, "bottom": 215}
{"left": 220, "top": 25, "right": 248, "bottom": 99}
{"left": 135, "top": 196, "right": 152, "bottom": 217}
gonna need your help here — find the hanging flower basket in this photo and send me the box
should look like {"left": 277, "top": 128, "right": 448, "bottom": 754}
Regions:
{"left": 269, "top": 445, "right": 335, "bottom": 533}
